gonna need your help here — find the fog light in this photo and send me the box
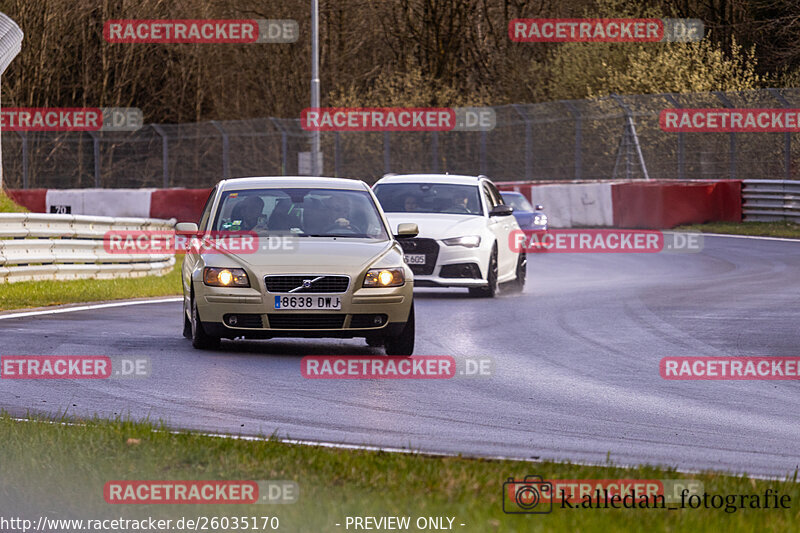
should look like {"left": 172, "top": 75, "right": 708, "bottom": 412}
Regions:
{"left": 228, "top": 315, "right": 238, "bottom": 326}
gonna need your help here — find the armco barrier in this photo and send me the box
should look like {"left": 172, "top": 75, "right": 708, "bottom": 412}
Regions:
{"left": 742, "top": 180, "right": 800, "bottom": 222}
{"left": 5, "top": 189, "right": 47, "bottom": 213}
{"left": 611, "top": 181, "right": 741, "bottom": 229}
{"left": 497, "top": 180, "right": 741, "bottom": 229}
{"left": 0, "top": 213, "right": 176, "bottom": 283}
{"left": 151, "top": 188, "right": 213, "bottom": 222}
{"left": 6, "top": 187, "right": 212, "bottom": 223}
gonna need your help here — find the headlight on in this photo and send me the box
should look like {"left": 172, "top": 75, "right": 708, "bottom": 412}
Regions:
{"left": 363, "top": 268, "right": 405, "bottom": 287}
{"left": 533, "top": 214, "right": 548, "bottom": 226}
{"left": 442, "top": 235, "right": 481, "bottom": 248}
{"left": 203, "top": 267, "right": 250, "bottom": 287}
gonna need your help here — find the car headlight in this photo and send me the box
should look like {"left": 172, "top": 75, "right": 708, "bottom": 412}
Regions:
{"left": 533, "top": 214, "right": 548, "bottom": 226}
{"left": 442, "top": 235, "right": 481, "bottom": 248}
{"left": 203, "top": 267, "right": 250, "bottom": 287}
{"left": 363, "top": 268, "right": 405, "bottom": 287}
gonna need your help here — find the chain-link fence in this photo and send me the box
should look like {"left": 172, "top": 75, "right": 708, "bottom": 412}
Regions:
{"left": 4, "top": 88, "right": 800, "bottom": 189}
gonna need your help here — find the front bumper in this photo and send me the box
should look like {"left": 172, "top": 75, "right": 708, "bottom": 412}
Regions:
{"left": 195, "top": 283, "right": 413, "bottom": 339}
{"left": 400, "top": 237, "right": 488, "bottom": 288}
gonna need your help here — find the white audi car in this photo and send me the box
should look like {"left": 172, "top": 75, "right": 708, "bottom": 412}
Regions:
{"left": 372, "top": 174, "right": 525, "bottom": 297}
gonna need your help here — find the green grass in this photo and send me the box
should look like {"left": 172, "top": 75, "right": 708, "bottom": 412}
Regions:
{"left": 677, "top": 221, "right": 800, "bottom": 239}
{"left": 0, "top": 190, "right": 27, "bottom": 213}
{"left": 0, "top": 266, "right": 182, "bottom": 311}
{"left": 1, "top": 415, "right": 797, "bottom": 532}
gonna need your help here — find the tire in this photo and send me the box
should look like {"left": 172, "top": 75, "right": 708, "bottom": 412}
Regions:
{"left": 191, "top": 297, "right": 220, "bottom": 350}
{"left": 507, "top": 251, "right": 527, "bottom": 294}
{"left": 182, "top": 302, "right": 192, "bottom": 339}
{"left": 384, "top": 303, "right": 414, "bottom": 356}
{"left": 469, "top": 245, "right": 499, "bottom": 298}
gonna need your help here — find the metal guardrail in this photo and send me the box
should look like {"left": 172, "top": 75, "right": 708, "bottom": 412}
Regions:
{"left": 0, "top": 213, "right": 176, "bottom": 283}
{"left": 742, "top": 180, "right": 800, "bottom": 222}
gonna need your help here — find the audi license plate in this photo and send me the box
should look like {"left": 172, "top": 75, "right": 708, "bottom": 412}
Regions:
{"left": 404, "top": 254, "right": 426, "bottom": 265}
{"left": 274, "top": 295, "right": 341, "bottom": 310}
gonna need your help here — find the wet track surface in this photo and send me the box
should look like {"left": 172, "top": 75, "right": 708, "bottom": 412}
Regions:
{"left": 2, "top": 235, "right": 800, "bottom": 477}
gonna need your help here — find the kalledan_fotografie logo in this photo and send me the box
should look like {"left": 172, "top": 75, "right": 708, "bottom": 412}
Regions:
{"left": 502, "top": 475, "right": 553, "bottom": 514}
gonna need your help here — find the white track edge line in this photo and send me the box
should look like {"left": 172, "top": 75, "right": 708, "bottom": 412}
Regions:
{"left": 0, "top": 297, "right": 182, "bottom": 320}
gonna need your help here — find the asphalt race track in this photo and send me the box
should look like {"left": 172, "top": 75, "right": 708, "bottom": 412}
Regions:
{"left": 2, "top": 235, "right": 800, "bottom": 478}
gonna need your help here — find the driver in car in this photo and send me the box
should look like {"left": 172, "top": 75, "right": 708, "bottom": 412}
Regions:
{"left": 450, "top": 192, "right": 471, "bottom": 213}
{"left": 326, "top": 195, "right": 353, "bottom": 229}
{"left": 231, "top": 196, "right": 266, "bottom": 231}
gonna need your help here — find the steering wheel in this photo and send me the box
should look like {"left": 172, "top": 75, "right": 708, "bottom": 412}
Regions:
{"left": 322, "top": 222, "right": 363, "bottom": 234}
{"left": 444, "top": 205, "right": 471, "bottom": 214}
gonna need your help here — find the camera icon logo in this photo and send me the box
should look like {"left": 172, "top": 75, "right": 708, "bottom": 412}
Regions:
{"left": 502, "top": 475, "right": 553, "bottom": 514}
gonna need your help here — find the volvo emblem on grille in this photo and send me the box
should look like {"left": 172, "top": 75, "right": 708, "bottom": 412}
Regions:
{"left": 302, "top": 279, "right": 313, "bottom": 288}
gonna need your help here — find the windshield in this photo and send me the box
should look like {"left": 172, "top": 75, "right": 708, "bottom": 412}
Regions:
{"left": 212, "top": 188, "right": 389, "bottom": 239}
{"left": 372, "top": 183, "right": 482, "bottom": 215}
{"left": 501, "top": 192, "right": 533, "bottom": 212}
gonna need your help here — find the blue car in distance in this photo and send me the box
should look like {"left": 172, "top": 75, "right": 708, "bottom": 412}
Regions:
{"left": 500, "top": 191, "right": 548, "bottom": 230}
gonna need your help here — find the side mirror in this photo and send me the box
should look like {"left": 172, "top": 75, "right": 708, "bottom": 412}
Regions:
{"left": 395, "top": 223, "right": 418, "bottom": 239}
{"left": 535, "top": 205, "right": 544, "bottom": 211}
{"left": 175, "top": 222, "right": 199, "bottom": 232}
{"left": 489, "top": 205, "right": 513, "bottom": 217}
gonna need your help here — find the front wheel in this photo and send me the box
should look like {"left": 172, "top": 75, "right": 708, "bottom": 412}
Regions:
{"left": 507, "top": 252, "right": 527, "bottom": 293}
{"left": 384, "top": 304, "right": 414, "bottom": 356}
{"left": 469, "top": 245, "right": 498, "bottom": 298}
{"left": 191, "top": 298, "right": 220, "bottom": 349}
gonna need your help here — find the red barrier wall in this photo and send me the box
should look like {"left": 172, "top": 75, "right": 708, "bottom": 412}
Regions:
{"left": 612, "top": 180, "right": 742, "bottom": 228}
{"left": 4, "top": 188, "right": 47, "bottom": 212}
{"left": 150, "top": 188, "right": 213, "bottom": 222}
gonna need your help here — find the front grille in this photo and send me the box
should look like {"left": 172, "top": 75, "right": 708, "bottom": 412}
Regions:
{"left": 350, "top": 314, "right": 388, "bottom": 328}
{"left": 267, "top": 313, "right": 346, "bottom": 329}
{"left": 399, "top": 238, "right": 439, "bottom": 275}
{"left": 223, "top": 313, "right": 264, "bottom": 328}
{"left": 265, "top": 275, "right": 350, "bottom": 293}
{"left": 440, "top": 263, "right": 482, "bottom": 279}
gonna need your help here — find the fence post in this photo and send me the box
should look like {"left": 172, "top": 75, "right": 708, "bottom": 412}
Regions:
{"left": 87, "top": 131, "right": 101, "bottom": 187}
{"left": 334, "top": 132, "right": 341, "bottom": 177}
{"left": 479, "top": 130, "right": 488, "bottom": 175}
{"left": 768, "top": 88, "right": 792, "bottom": 180}
{"left": 610, "top": 94, "right": 650, "bottom": 180}
{"left": 561, "top": 100, "right": 583, "bottom": 180}
{"left": 512, "top": 104, "right": 532, "bottom": 180}
{"left": 210, "top": 120, "right": 230, "bottom": 179}
{"left": 663, "top": 93, "right": 684, "bottom": 179}
{"left": 431, "top": 131, "right": 439, "bottom": 173}
{"left": 383, "top": 132, "right": 390, "bottom": 174}
{"left": 16, "top": 131, "right": 27, "bottom": 188}
{"left": 151, "top": 124, "right": 169, "bottom": 188}
{"left": 713, "top": 91, "right": 736, "bottom": 179}
{"left": 270, "top": 118, "right": 288, "bottom": 176}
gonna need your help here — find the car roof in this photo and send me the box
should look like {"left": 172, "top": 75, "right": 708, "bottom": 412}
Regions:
{"left": 500, "top": 191, "right": 523, "bottom": 196}
{"left": 375, "top": 173, "right": 484, "bottom": 186}
{"left": 217, "top": 176, "right": 368, "bottom": 192}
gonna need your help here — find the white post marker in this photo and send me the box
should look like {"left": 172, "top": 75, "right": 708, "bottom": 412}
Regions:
{"left": 0, "top": 13, "right": 23, "bottom": 189}
{"left": 310, "top": 0, "right": 321, "bottom": 176}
